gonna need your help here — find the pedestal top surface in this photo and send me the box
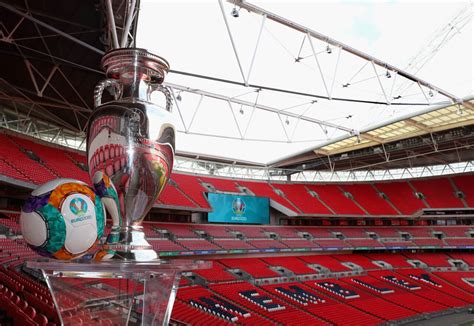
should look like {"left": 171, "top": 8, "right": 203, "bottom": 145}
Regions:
{"left": 27, "top": 258, "right": 211, "bottom": 272}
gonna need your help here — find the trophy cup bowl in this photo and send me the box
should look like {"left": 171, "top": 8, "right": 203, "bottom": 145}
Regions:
{"left": 87, "top": 48, "right": 175, "bottom": 261}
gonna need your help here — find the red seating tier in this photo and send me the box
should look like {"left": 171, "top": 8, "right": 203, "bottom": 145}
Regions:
{"left": 219, "top": 258, "right": 279, "bottom": 278}
{"left": 272, "top": 184, "right": 332, "bottom": 215}
{"left": 199, "top": 176, "right": 240, "bottom": 193}
{"left": 341, "top": 184, "right": 398, "bottom": 215}
{"left": 452, "top": 175, "right": 474, "bottom": 207}
{"left": 410, "top": 178, "right": 463, "bottom": 208}
{"left": 237, "top": 180, "right": 299, "bottom": 212}
{"left": 375, "top": 182, "right": 427, "bottom": 214}
{"left": 305, "top": 184, "right": 365, "bottom": 215}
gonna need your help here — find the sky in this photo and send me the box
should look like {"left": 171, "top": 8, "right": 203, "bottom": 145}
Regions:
{"left": 137, "top": 0, "right": 473, "bottom": 164}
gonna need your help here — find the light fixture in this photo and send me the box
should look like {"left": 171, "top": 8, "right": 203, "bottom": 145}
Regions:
{"left": 346, "top": 115, "right": 352, "bottom": 119}
{"left": 176, "top": 92, "right": 182, "bottom": 101}
{"left": 457, "top": 104, "right": 463, "bottom": 115}
{"left": 393, "top": 95, "right": 402, "bottom": 100}
{"left": 385, "top": 70, "right": 391, "bottom": 78}
{"left": 326, "top": 45, "right": 332, "bottom": 54}
{"left": 239, "top": 107, "right": 244, "bottom": 115}
{"left": 428, "top": 89, "right": 434, "bottom": 97}
{"left": 285, "top": 118, "right": 290, "bottom": 125}
{"left": 231, "top": 7, "right": 239, "bottom": 18}
{"left": 342, "top": 83, "right": 350, "bottom": 88}
{"left": 356, "top": 135, "right": 361, "bottom": 144}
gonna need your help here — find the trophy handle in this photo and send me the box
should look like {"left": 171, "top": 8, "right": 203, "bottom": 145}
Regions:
{"left": 150, "top": 84, "right": 173, "bottom": 112}
{"left": 94, "top": 79, "right": 123, "bottom": 108}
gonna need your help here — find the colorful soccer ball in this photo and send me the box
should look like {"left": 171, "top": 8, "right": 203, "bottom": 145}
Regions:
{"left": 20, "top": 179, "right": 105, "bottom": 260}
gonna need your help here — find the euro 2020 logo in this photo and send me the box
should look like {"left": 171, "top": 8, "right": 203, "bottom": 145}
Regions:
{"left": 232, "top": 197, "right": 246, "bottom": 216}
{"left": 70, "top": 197, "right": 88, "bottom": 216}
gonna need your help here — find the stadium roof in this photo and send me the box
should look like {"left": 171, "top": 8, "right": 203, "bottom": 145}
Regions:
{"left": 1, "top": 0, "right": 472, "bottom": 170}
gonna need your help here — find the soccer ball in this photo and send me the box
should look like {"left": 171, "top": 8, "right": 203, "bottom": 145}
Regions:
{"left": 92, "top": 171, "right": 122, "bottom": 230}
{"left": 20, "top": 179, "right": 105, "bottom": 259}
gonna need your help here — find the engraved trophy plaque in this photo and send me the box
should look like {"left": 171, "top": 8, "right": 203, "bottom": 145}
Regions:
{"left": 87, "top": 48, "right": 175, "bottom": 261}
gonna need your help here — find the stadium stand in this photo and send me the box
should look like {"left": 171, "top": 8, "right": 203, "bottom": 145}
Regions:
{"left": 237, "top": 180, "right": 299, "bottom": 212}
{"left": 452, "top": 175, "right": 474, "bottom": 207}
{"left": 374, "top": 181, "right": 427, "bottom": 214}
{"left": 410, "top": 178, "right": 464, "bottom": 208}
{"left": 3, "top": 134, "right": 474, "bottom": 219}
{"left": 271, "top": 184, "right": 333, "bottom": 215}
{"left": 340, "top": 183, "right": 398, "bottom": 215}
{"left": 305, "top": 184, "right": 366, "bottom": 215}
{"left": 1, "top": 133, "right": 474, "bottom": 326}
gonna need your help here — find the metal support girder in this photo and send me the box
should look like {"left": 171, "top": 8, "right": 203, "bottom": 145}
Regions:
{"left": 371, "top": 61, "right": 389, "bottom": 104}
{"left": 165, "top": 82, "right": 354, "bottom": 134}
{"left": 307, "top": 32, "right": 330, "bottom": 98}
{"left": 1, "top": 16, "right": 25, "bottom": 42}
{"left": 0, "top": 95, "right": 90, "bottom": 112}
{"left": 121, "top": 0, "right": 137, "bottom": 47}
{"left": 105, "top": 0, "right": 120, "bottom": 49}
{"left": 246, "top": 14, "right": 266, "bottom": 85}
{"left": 231, "top": 0, "right": 462, "bottom": 104}
{"left": 218, "top": 0, "right": 247, "bottom": 84}
{"left": 0, "top": 2, "right": 105, "bottom": 55}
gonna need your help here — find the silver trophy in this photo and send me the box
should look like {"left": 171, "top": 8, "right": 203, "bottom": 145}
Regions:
{"left": 87, "top": 48, "right": 175, "bottom": 261}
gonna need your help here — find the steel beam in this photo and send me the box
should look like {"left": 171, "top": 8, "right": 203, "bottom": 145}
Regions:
{"left": 232, "top": 0, "right": 462, "bottom": 103}
{"left": 165, "top": 82, "right": 354, "bottom": 133}
{"left": 0, "top": 2, "right": 105, "bottom": 55}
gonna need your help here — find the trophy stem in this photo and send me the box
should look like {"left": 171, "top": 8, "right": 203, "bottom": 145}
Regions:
{"left": 96, "top": 225, "right": 158, "bottom": 261}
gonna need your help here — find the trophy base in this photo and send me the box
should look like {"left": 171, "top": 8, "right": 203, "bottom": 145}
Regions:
{"left": 99, "top": 226, "right": 158, "bottom": 261}
{"left": 27, "top": 259, "right": 211, "bottom": 326}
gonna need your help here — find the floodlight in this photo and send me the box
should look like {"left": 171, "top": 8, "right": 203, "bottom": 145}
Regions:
{"left": 231, "top": 7, "right": 239, "bottom": 17}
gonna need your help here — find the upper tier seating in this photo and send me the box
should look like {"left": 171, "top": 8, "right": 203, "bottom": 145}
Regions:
{"left": 375, "top": 181, "right": 427, "bottom": 214}
{"left": 237, "top": 180, "right": 298, "bottom": 212}
{"left": 198, "top": 176, "right": 240, "bottom": 193}
{"left": 157, "top": 183, "right": 197, "bottom": 209}
{"left": 410, "top": 178, "right": 464, "bottom": 208}
{"left": 1, "top": 133, "right": 474, "bottom": 217}
{"left": 0, "top": 134, "right": 57, "bottom": 184}
{"left": 171, "top": 174, "right": 210, "bottom": 209}
{"left": 13, "top": 136, "right": 89, "bottom": 184}
{"left": 271, "top": 184, "right": 332, "bottom": 215}
{"left": 305, "top": 184, "right": 365, "bottom": 215}
{"left": 340, "top": 184, "right": 398, "bottom": 215}
{"left": 452, "top": 174, "right": 474, "bottom": 207}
